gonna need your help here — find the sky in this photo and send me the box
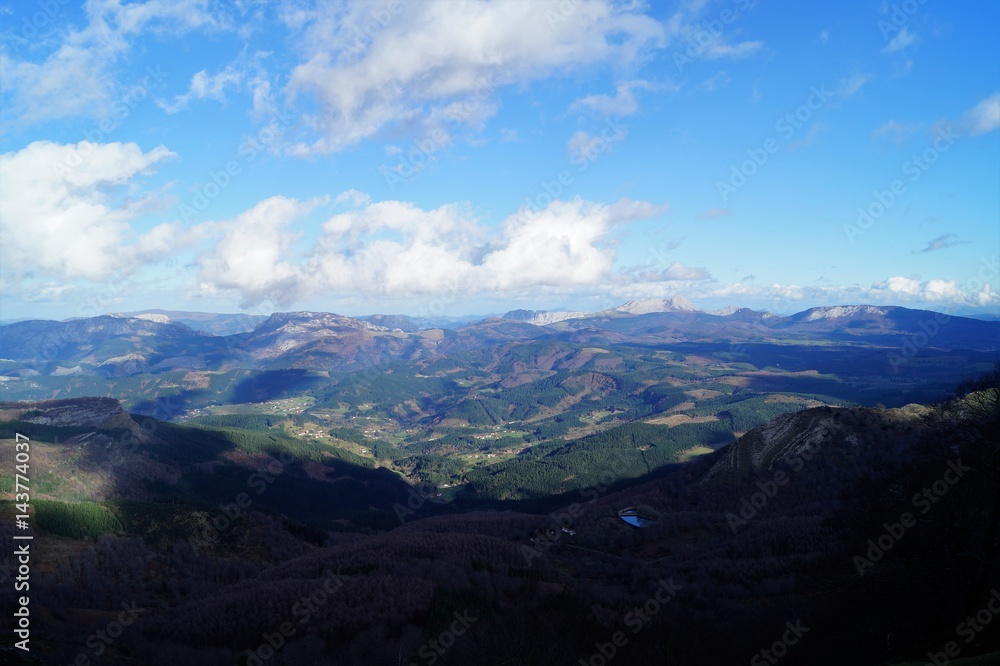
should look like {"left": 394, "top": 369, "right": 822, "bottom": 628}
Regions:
{"left": 1, "top": 0, "right": 998, "bottom": 322}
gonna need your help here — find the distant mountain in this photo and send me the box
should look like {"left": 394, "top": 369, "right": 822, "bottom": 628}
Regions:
{"left": 360, "top": 313, "right": 490, "bottom": 331}
{"left": 126, "top": 309, "right": 268, "bottom": 335}
{"left": 0, "top": 314, "right": 208, "bottom": 376}
{"left": 359, "top": 313, "right": 424, "bottom": 332}
{"left": 714, "top": 306, "right": 778, "bottom": 322}
{"left": 610, "top": 295, "right": 701, "bottom": 314}
{"left": 770, "top": 304, "right": 999, "bottom": 347}
{"left": 502, "top": 309, "right": 590, "bottom": 325}
{"left": 236, "top": 311, "right": 413, "bottom": 369}
{"left": 502, "top": 296, "right": 700, "bottom": 325}
{"left": 1, "top": 304, "right": 997, "bottom": 378}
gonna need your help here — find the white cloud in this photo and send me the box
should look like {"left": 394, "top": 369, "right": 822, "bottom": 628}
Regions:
{"left": 698, "top": 38, "right": 762, "bottom": 60}
{"left": 570, "top": 79, "right": 663, "bottom": 117}
{"left": 332, "top": 189, "right": 371, "bottom": 207}
{"left": 157, "top": 49, "right": 273, "bottom": 115}
{"left": 0, "top": 140, "right": 175, "bottom": 283}
{"left": 158, "top": 65, "right": 244, "bottom": 114}
{"left": 194, "top": 194, "right": 664, "bottom": 306}
{"left": 962, "top": 92, "right": 1000, "bottom": 136}
{"left": 875, "top": 276, "right": 921, "bottom": 296}
{"left": 2, "top": 0, "right": 231, "bottom": 126}
{"left": 613, "top": 273, "right": 998, "bottom": 312}
{"left": 566, "top": 124, "right": 628, "bottom": 161}
{"left": 567, "top": 130, "right": 598, "bottom": 160}
{"left": 922, "top": 278, "right": 965, "bottom": 302}
{"left": 196, "top": 196, "right": 324, "bottom": 306}
{"left": 882, "top": 27, "right": 917, "bottom": 53}
{"left": 869, "top": 275, "right": 998, "bottom": 306}
{"left": 24, "top": 284, "right": 79, "bottom": 303}
{"left": 661, "top": 262, "right": 712, "bottom": 281}
{"left": 282, "top": 0, "right": 666, "bottom": 154}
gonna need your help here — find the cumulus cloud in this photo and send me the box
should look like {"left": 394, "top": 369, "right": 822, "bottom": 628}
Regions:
{"left": 875, "top": 276, "right": 921, "bottom": 297}
{"left": 870, "top": 275, "right": 998, "bottom": 306}
{"left": 0, "top": 140, "right": 176, "bottom": 282}
{"left": 282, "top": 0, "right": 666, "bottom": 154}
{"left": 194, "top": 193, "right": 665, "bottom": 306}
{"left": 196, "top": 196, "right": 325, "bottom": 306}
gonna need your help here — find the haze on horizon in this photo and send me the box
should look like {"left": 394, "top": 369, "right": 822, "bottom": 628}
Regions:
{"left": 1, "top": 0, "right": 998, "bottom": 322}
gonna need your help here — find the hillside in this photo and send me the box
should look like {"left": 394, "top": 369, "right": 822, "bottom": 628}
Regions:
{"left": 2, "top": 368, "right": 998, "bottom": 665}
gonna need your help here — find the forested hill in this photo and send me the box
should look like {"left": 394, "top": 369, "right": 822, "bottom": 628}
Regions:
{"left": 2, "top": 368, "right": 999, "bottom": 664}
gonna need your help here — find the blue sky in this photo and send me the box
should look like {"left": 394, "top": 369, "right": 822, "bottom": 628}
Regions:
{"left": 1, "top": 0, "right": 998, "bottom": 321}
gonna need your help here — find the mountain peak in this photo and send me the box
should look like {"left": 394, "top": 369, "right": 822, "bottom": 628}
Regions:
{"left": 613, "top": 296, "right": 701, "bottom": 315}
{"left": 502, "top": 309, "right": 589, "bottom": 325}
{"left": 801, "top": 305, "right": 890, "bottom": 321}
{"left": 260, "top": 311, "right": 389, "bottom": 332}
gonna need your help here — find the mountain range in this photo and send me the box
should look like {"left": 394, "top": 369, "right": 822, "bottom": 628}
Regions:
{"left": 1, "top": 301, "right": 996, "bottom": 379}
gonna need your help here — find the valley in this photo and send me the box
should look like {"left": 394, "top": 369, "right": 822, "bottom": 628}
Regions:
{"left": 1, "top": 303, "right": 998, "bottom": 665}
